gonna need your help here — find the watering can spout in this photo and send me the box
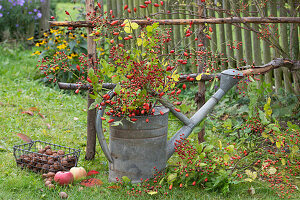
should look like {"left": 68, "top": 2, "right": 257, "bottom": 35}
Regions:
{"left": 166, "top": 69, "right": 243, "bottom": 159}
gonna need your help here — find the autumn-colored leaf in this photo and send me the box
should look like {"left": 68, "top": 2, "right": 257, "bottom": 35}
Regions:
{"left": 29, "top": 107, "right": 39, "bottom": 111}
{"left": 107, "top": 185, "right": 120, "bottom": 189}
{"left": 22, "top": 111, "right": 34, "bottom": 116}
{"left": 16, "top": 133, "right": 32, "bottom": 143}
{"left": 87, "top": 170, "right": 100, "bottom": 176}
{"left": 80, "top": 178, "right": 103, "bottom": 187}
{"left": 38, "top": 112, "right": 45, "bottom": 119}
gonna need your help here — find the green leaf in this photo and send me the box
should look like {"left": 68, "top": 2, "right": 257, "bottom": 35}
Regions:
{"left": 114, "top": 84, "right": 121, "bottom": 95}
{"left": 292, "top": 145, "right": 299, "bottom": 154}
{"left": 167, "top": 173, "right": 177, "bottom": 184}
{"left": 111, "top": 120, "right": 123, "bottom": 126}
{"left": 204, "top": 145, "right": 214, "bottom": 152}
{"left": 196, "top": 143, "right": 203, "bottom": 154}
{"left": 146, "top": 25, "right": 153, "bottom": 33}
{"left": 199, "top": 163, "right": 207, "bottom": 167}
{"left": 122, "top": 176, "right": 131, "bottom": 184}
{"left": 88, "top": 68, "right": 94, "bottom": 78}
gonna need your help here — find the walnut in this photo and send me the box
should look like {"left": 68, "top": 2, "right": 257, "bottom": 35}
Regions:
{"left": 57, "top": 150, "right": 65, "bottom": 155}
{"left": 45, "top": 149, "right": 52, "bottom": 155}
{"left": 44, "top": 145, "right": 51, "bottom": 150}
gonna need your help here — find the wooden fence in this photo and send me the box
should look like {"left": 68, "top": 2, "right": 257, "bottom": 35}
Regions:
{"left": 50, "top": 0, "right": 300, "bottom": 160}
{"left": 100, "top": 0, "right": 299, "bottom": 95}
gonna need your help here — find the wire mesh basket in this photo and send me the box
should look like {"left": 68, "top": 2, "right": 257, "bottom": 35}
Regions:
{"left": 13, "top": 140, "right": 81, "bottom": 173}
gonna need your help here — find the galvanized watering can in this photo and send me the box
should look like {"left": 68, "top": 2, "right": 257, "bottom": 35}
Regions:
{"left": 96, "top": 69, "right": 243, "bottom": 183}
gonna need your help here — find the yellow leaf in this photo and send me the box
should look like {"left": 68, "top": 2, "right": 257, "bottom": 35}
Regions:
{"left": 268, "top": 167, "right": 277, "bottom": 175}
{"left": 276, "top": 141, "right": 281, "bottom": 149}
{"left": 137, "top": 38, "right": 143, "bottom": 46}
{"left": 281, "top": 158, "right": 286, "bottom": 166}
{"left": 223, "top": 154, "right": 229, "bottom": 162}
{"left": 227, "top": 145, "right": 234, "bottom": 153}
{"left": 261, "top": 132, "right": 268, "bottom": 138}
{"left": 124, "top": 26, "right": 132, "bottom": 33}
{"left": 218, "top": 140, "right": 222, "bottom": 150}
{"left": 147, "top": 191, "right": 158, "bottom": 195}
{"left": 244, "top": 178, "right": 253, "bottom": 182}
{"left": 131, "top": 22, "right": 139, "bottom": 29}
{"left": 171, "top": 70, "right": 180, "bottom": 82}
{"left": 245, "top": 170, "right": 251, "bottom": 176}
{"left": 196, "top": 73, "right": 202, "bottom": 81}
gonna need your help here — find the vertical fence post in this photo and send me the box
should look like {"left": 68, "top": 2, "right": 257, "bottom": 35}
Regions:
{"left": 279, "top": 1, "right": 293, "bottom": 94}
{"left": 250, "top": 4, "right": 262, "bottom": 84}
{"left": 85, "top": 0, "right": 97, "bottom": 160}
{"left": 232, "top": 0, "right": 243, "bottom": 68}
{"left": 208, "top": 5, "right": 217, "bottom": 72}
{"left": 218, "top": 0, "right": 227, "bottom": 71}
{"left": 270, "top": 0, "right": 282, "bottom": 93}
{"left": 196, "top": 0, "right": 206, "bottom": 143}
{"left": 223, "top": 0, "right": 235, "bottom": 68}
{"left": 243, "top": 0, "right": 253, "bottom": 65}
{"left": 262, "top": 5, "right": 272, "bottom": 85}
{"left": 289, "top": 0, "right": 300, "bottom": 95}
{"left": 39, "top": 0, "right": 50, "bottom": 35}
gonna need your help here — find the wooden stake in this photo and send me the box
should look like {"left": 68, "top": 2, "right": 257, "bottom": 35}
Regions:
{"left": 85, "top": 0, "right": 97, "bottom": 160}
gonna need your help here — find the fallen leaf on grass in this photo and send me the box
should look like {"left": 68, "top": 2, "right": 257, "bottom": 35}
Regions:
{"left": 80, "top": 178, "right": 103, "bottom": 187}
{"left": 22, "top": 111, "right": 34, "bottom": 116}
{"left": 16, "top": 133, "right": 32, "bottom": 143}
{"left": 107, "top": 185, "right": 120, "bottom": 189}
{"left": 38, "top": 112, "right": 45, "bottom": 119}
{"left": 87, "top": 170, "right": 100, "bottom": 176}
{"left": 29, "top": 107, "right": 40, "bottom": 111}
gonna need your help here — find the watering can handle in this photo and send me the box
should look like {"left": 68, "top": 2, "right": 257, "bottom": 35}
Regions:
{"left": 95, "top": 92, "right": 115, "bottom": 163}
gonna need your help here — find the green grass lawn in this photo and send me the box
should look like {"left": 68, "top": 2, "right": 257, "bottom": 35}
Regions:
{"left": 1, "top": 45, "right": 298, "bottom": 199}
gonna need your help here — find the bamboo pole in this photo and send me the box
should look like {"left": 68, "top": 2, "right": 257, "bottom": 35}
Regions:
{"left": 270, "top": 0, "right": 282, "bottom": 93}
{"left": 107, "top": 0, "right": 112, "bottom": 13}
{"left": 224, "top": 0, "right": 235, "bottom": 68}
{"left": 232, "top": 0, "right": 243, "bottom": 68}
{"left": 243, "top": 0, "right": 253, "bottom": 65}
{"left": 279, "top": 0, "right": 293, "bottom": 93}
{"left": 218, "top": 0, "right": 227, "bottom": 71}
{"left": 208, "top": 5, "right": 217, "bottom": 69}
{"left": 289, "top": 0, "right": 300, "bottom": 95}
{"left": 250, "top": 4, "right": 262, "bottom": 85}
{"left": 85, "top": 0, "right": 97, "bottom": 160}
{"left": 49, "top": 17, "right": 300, "bottom": 27}
{"left": 262, "top": 5, "right": 272, "bottom": 85}
{"left": 111, "top": 0, "right": 117, "bottom": 17}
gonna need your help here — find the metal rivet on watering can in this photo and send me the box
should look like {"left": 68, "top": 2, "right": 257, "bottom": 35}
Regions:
{"left": 96, "top": 70, "right": 243, "bottom": 183}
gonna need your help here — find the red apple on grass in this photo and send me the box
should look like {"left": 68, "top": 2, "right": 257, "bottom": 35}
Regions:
{"left": 70, "top": 167, "right": 87, "bottom": 181}
{"left": 54, "top": 171, "right": 74, "bottom": 186}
